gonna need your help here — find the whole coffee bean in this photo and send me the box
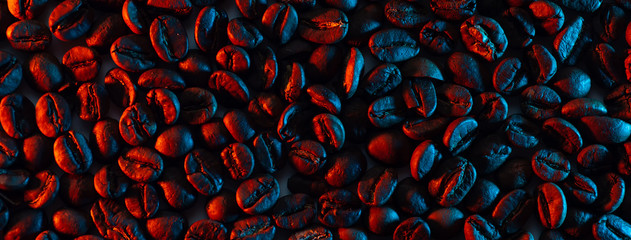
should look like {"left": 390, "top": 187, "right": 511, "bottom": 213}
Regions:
{"left": 0, "top": 133, "right": 18, "bottom": 168}
{"left": 223, "top": 109, "right": 256, "bottom": 143}
{"left": 443, "top": 117, "right": 478, "bottom": 155}
{"left": 592, "top": 214, "right": 631, "bottom": 240}
{"left": 178, "top": 50, "right": 214, "bottom": 86}
{"left": 493, "top": 57, "right": 528, "bottom": 95}
{"left": 298, "top": 8, "right": 348, "bottom": 44}
{"left": 419, "top": 19, "right": 458, "bottom": 54}
{"left": 542, "top": 117, "right": 583, "bottom": 154}
{"left": 62, "top": 46, "right": 100, "bottom": 83}
{"left": 178, "top": 87, "right": 217, "bottom": 125}
{"left": 496, "top": 158, "right": 533, "bottom": 190}
{"left": 403, "top": 79, "right": 436, "bottom": 118}
{"left": 357, "top": 166, "right": 397, "bottom": 206}
{"left": 501, "top": 7, "right": 535, "bottom": 48}
{"left": 146, "top": 88, "right": 179, "bottom": 125}
{"left": 0, "top": 168, "right": 29, "bottom": 191}
{"left": 368, "top": 95, "right": 406, "bottom": 128}
{"left": 464, "top": 214, "right": 501, "bottom": 240}
{"left": 221, "top": 143, "right": 255, "bottom": 181}
{"left": 52, "top": 208, "right": 89, "bottom": 236}
{"left": 104, "top": 68, "right": 137, "bottom": 108}
{"left": 393, "top": 217, "right": 430, "bottom": 240}
{"left": 119, "top": 102, "right": 157, "bottom": 146}
{"left": 502, "top": 114, "right": 540, "bottom": 148}
{"left": 605, "top": 84, "right": 631, "bottom": 121}
{"left": 366, "top": 206, "right": 400, "bottom": 235}
{"left": 460, "top": 15, "right": 507, "bottom": 62}
{"left": 592, "top": 42, "right": 625, "bottom": 88}
{"left": 90, "top": 199, "right": 146, "bottom": 239}
{"left": 290, "top": 226, "right": 332, "bottom": 240}
{"left": 448, "top": 52, "right": 484, "bottom": 92}
{"left": 531, "top": 148, "right": 570, "bottom": 182}
{"left": 184, "top": 149, "right": 223, "bottom": 196}
{"left": 6, "top": 20, "right": 51, "bottom": 52}
{"left": 200, "top": 120, "right": 233, "bottom": 149}
{"left": 76, "top": 82, "right": 109, "bottom": 122}
{"left": 312, "top": 113, "right": 345, "bottom": 151}
{"left": 562, "top": 172, "right": 598, "bottom": 205}
{"left": 90, "top": 119, "right": 122, "bottom": 160}
{"left": 367, "top": 130, "right": 412, "bottom": 165}
{"left": 216, "top": 45, "right": 250, "bottom": 73}
{"left": 336, "top": 228, "right": 367, "bottom": 240}
{"left": 337, "top": 47, "right": 363, "bottom": 99}
{"left": 561, "top": 98, "right": 607, "bottom": 118}
{"left": 363, "top": 63, "right": 402, "bottom": 97}
{"left": 119, "top": 147, "right": 163, "bottom": 183}
{"left": 26, "top": 52, "right": 64, "bottom": 92}
{"left": 209, "top": 70, "right": 250, "bottom": 106}
{"left": 436, "top": 83, "right": 473, "bottom": 117}
{"left": 384, "top": 0, "right": 430, "bottom": 28}
{"left": 463, "top": 178, "right": 500, "bottom": 213}
{"left": 272, "top": 193, "right": 316, "bottom": 229}
{"left": 195, "top": 7, "right": 229, "bottom": 54}
{"left": 428, "top": 156, "right": 477, "bottom": 207}
{"left": 492, "top": 189, "right": 535, "bottom": 234}
{"left": 185, "top": 219, "right": 228, "bottom": 240}
{"left": 121, "top": 0, "right": 151, "bottom": 34}
{"left": 227, "top": 18, "right": 263, "bottom": 49}
{"left": 402, "top": 116, "right": 450, "bottom": 141}
{"left": 138, "top": 68, "right": 186, "bottom": 90}
{"left": 124, "top": 183, "right": 159, "bottom": 219}
{"left": 553, "top": 16, "right": 591, "bottom": 65}
{"left": 578, "top": 144, "right": 613, "bottom": 174}
{"left": 157, "top": 167, "right": 197, "bottom": 209}
{"left": 110, "top": 34, "right": 157, "bottom": 72}
{"left": 230, "top": 215, "right": 276, "bottom": 240}
{"left": 279, "top": 62, "right": 306, "bottom": 103}
{"left": 252, "top": 132, "right": 284, "bottom": 174}
{"left": 318, "top": 189, "right": 362, "bottom": 228}
{"left": 581, "top": 116, "right": 631, "bottom": 144}
{"left": 594, "top": 173, "right": 625, "bottom": 213}
{"left": 35, "top": 92, "right": 71, "bottom": 138}
{"left": 430, "top": 0, "right": 476, "bottom": 20}
{"left": 537, "top": 182, "right": 567, "bottom": 229}
{"left": 369, "top": 28, "right": 420, "bottom": 63}
{"left": 237, "top": 174, "right": 280, "bottom": 215}
{"left": 35, "top": 231, "right": 59, "bottom": 240}
{"left": 48, "top": 0, "right": 94, "bottom": 41}
{"left": 155, "top": 125, "right": 194, "bottom": 158}
{"left": 289, "top": 140, "right": 327, "bottom": 175}
{"left": 275, "top": 104, "right": 314, "bottom": 144}
{"left": 529, "top": 0, "right": 564, "bottom": 35}
{"left": 94, "top": 164, "right": 129, "bottom": 198}
{"left": 3, "top": 209, "right": 43, "bottom": 240}
{"left": 594, "top": 5, "right": 625, "bottom": 42}
{"left": 426, "top": 207, "right": 464, "bottom": 238}
{"left": 248, "top": 46, "right": 278, "bottom": 90}
{"left": 0, "top": 52, "right": 20, "bottom": 98}
{"left": 557, "top": 0, "right": 602, "bottom": 12}
{"left": 550, "top": 67, "right": 591, "bottom": 98}
{"left": 150, "top": 15, "right": 188, "bottom": 62}
{"left": 59, "top": 173, "right": 97, "bottom": 206}
{"left": 471, "top": 92, "right": 508, "bottom": 123}
{"left": 145, "top": 0, "right": 192, "bottom": 16}
{"left": 8, "top": 0, "right": 47, "bottom": 20}
{"left": 520, "top": 85, "right": 561, "bottom": 120}
{"left": 146, "top": 212, "right": 186, "bottom": 240}
{"left": 53, "top": 131, "right": 92, "bottom": 175}
{"left": 206, "top": 190, "right": 241, "bottom": 223}
{"left": 85, "top": 14, "right": 129, "bottom": 52}
{"left": 306, "top": 85, "right": 341, "bottom": 114}
{"left": 401, "top": 57, "right": 444, "bottom": 81}
{"left": 261, "top": 3, "right": 298, "bottom": 44}
{"left": 324, "top": 149, "right": 365, "bottom": 188}
{"left": 526, "top": 44, "right": 557, "bottom": 85}
{"left": 23, "top": 170, "right": 58, "bottom": 209}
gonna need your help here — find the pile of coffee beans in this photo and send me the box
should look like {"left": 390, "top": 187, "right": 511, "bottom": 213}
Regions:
{"left": 2, "top": 0, "right": 631, "bottom": 239}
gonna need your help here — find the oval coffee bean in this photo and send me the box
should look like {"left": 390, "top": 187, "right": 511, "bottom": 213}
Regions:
{"left": 150, "top": 15, "right": 188, "bottom": 62}
{"left": 464, "top": 214, "right": 501, "bottom": 240}
{"left": 23, "top": 170, "right": 59, "bottom": 209}
{"left": 369, "top": 28, "right": 420, "bottom": 63}
{"left": 230, "top": 215, "right": 276, "bottom": 240}
{"left": 184, "top": 149, "right": 223, "bottom": 196}
{"left": 6, "top": 20, "right": 52, "bottom": 52}
{"left": 537, "top": 182, "right": 567, "bottom": 229}
{"left": 592, "top": 214, "right": 631, "bottom": 240}
{"left": 236, "top": 174, "right": 280, "bottom": 215}
{"left": 492, "top": 189, "right": 535, "bottom": 234}
{"left": 410, "top": 140, "right": 442, "bottom": 181}
{"left": 531, "top": 148, "right": 571, "bottom": 182}
{"left": 272, "top": 193, "right": 316, "bottom": 230}
{"left": 221, "top": 143, "right": 255, "bottom": 181}
{"left": 318, "top": 189, "right": 362, "bottom": 228}
{"left": 118, "top": 146, "right": 163, "bottom": 183}
{"left": 48, "top": 0, "right": 94, "bottom": 41}
{"left": 54, "top": 131, "right": 92, "bottom": 175}
{"left": 460, "top": 15, "right": 508, "bottom": 62}
{"left": 124, "top": 183, "right": 159, "bottom": 219}
{"left": 428, "top": 156, "right": 477, "bottom": 207}
{"left": 119, "top": 102, "right": 157, "bottom": 146}
{"left": 357, "top": 166, "right": 397, "bottom": 206}
{"left": 443, "top": 117, "right": 478, "bottom": 155}
{"left": 110, "top": 34, "right": 157, "bottom": 72}
{"left": 298, "top": 8, "right": 348, "bottom": 44}
{"left": 393, "top": 217, "right": 431, "bottom": 240}
{"left": 289, "top": 140, "right": 327, "bottom": 176}
{"left": 186, "top": 219, "right": 229, "bottom": 240}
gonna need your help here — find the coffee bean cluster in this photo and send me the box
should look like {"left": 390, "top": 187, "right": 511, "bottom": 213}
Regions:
{"left": 0, "top": 0, "right": 631, "bottom": 239}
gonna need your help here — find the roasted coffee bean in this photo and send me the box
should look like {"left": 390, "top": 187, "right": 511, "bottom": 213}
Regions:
{"left": 104, "top": 68, "right": 137, "bottom": 108}
{"left": 35, "top": 92, "right": 71, "bottom": 138}
{"left": 369, "top": 28, "right": 419, "bottom": 63}
{"left": 557, "top": 0, "right": 602, "bottom": 12}
{"left": 592, "top": 214, "right": 631, "bottom": 240}
{"left": 185, "top": 219, "right": 228, "bottom": 240}
{"left": 184, "top": 149, "right": 223, "bottom": 196}
{"left": 543, "top": 117, "right": 583, "bottom": 154}
{"left": 471, "top": 92, "right": 508, "bottom": 123}
{"left": 318, "top": 189, "right": 362, "bottom": 228}
{"left": 195, "top": 7, "right": 229, "bottom": 54}
{"left": 384, "top": 0, "right": 430, "bottom": 29}
{"left": 368, "top": 95, "right": 405, "bottom": 128}
{"left": 357, "top": 167, "right": 397, "bottom": 206}
{"left": 562, "top": 172, "right": 598, "bottom": 205}
{"left": 145, "top": 0, "right": 192, "bottom": 16}
{"left": 52, "top": 208, "right": 89, "bottom": 236}
{"left": 493, "top": 57, "right": 528, "bottom": 95}
{"left": 298, "top": 8, "right": 348, "bottom": 44}
{"left": 426, "top": 207, "right": 464, "bottom": 239}
{"left": 22, "top": 133, "right": 52, "bottom": 171}
{"left": 501, "top": 7, "right": 535, "bottom": 48}
{"left": 0, "top": 133, "right": 18, "bottom": 168}
{"left": 363, "top": 63, "right": 402, "bottom": 97}
{"left": 0, "top": 168, "right": 29, "bottom": 191}
{"left": 206, "top": 190, "right": 242, "bottom": 223}
{"left": 8, "top": 0, "right": 47, "bottom": 20}
{"left": 124, "top": 183, "right": 159, "bottom": 219}
{"left": 470, "top": 134, "right": 512, "bottom": 174}
{"left": 419, "top": 19, "right": 458, "bottom": 54}
{"left": 410, "top": 140, "right": 442, "bottom": 181}
{"left": 54, "top": 131, "right": 92, "bottom": 175}
{"left": 526, "top": 44, "right": 557, "bottom": 85}
{"left": 279, "top": 62, "right": 306, "bottom": 103}
{"left": 529, "top": 0, "right": 564, "bottom": 35}
{"left": 227, "top": 18, "right": 264, "bottom": 49}
{"left": 594, "top": 173, "right": 625, "bottom": 213}
{"left": 138, "top": 68, "right": 186, "bottom": 90}
{"left": 154, "top": 125, "right": 194, "bottom": 158}
{"left": 309, "top": 44, "right": 342, "bottom": 80}
{"left": 462, "top": 178, "right": 500, "bottom": 213}
{"left": 36, "top": 231, "right": 59, "bottom": 240}
{"left": 3, "top": 209, "right": 43, "bottom": 240}
{"left": 248, "top": 93, "right": 284, "bottom": 128}
{"left": 395, "top": 177, "right": 431, "bottom": 216}
{"left": 122, "top": 0, "right": 152, "bottom": 34}
{"left": 402, "top": 116, "right": 450, "bottom": 141}
{"left": 59, "top": 173, "right": 96, "bottom": 206}
{"left": 581, "top": 116, "right": 631, "bottom": 144}
{"left": 336, "top": 228, "right": 367, "bottom": 240}
{"left": 496, "top": 158, "right": 533, "bottom": 190}
{"left": 119, "top": 102, "right": 157, "bottom": 146}
{"left": 403, "top": 79, "right": 436, "bottom": 118}
{"left": 531, "top": 148, "right": 570, "bottom": 182}
{"left": 209, "top": 70, "right": 250, "bottom": 105}
{"left": 261, "top": 3, "right": 298, "bottom": 44}
{"left": 367, "top": 130, "right": 412, "bottom": 165}
{"left": 289, "top": 140, "right": 327, "bottom": 175}
{"left": 428, "top": 156, "right": 477, "bottom": 207}
{"left": 0, "top": 52, "right": 21, "bottom": 98}
{"left": 23, "top": 170, "right": 58, "bottom": 209}
{"left": 537, "top": 182, "right": 567, "bottom": 229}
{"left": 335, "top": 48, "right": 362, "bottom": 99}
{"left": 448, "top": 52, "right": 484, "bottom": 92}
{"left": 605, "top": 84, "right": 631, "bottom": 121}
{"left": 312, "top": 113, "right": 345, "bottom": 151}
{"left": 324, "top": 149, "right": 365, "bottom": 188}
{"left": 77, "top": 82, "right": 109, "bottom": 122}
{"left": 177, "top": 87, "right": 216, "bottom": 125}
{"left": 561, "top": 98, "right": 607, "bottom": 118}
{"left": 215, "top": 45, "right": 250, "bottom": 73}
{"left": 502, "top": 114, "right": 540, "bottom": 148}
{"left": 200, "top": 120, "right": 233, "bottom": 149}
{"left": 401, "top": 56, "right": 444, "bottom": 81}
{"left": 223, "top": 109, "right": 256, "bottom": 143}
{"left": 248, "top": 46, "right": 278, "bottom": 90}
{"left": 520, "top": 85, "right": 561, "bottom": 120}
{"left": 394, "top": 217, "right": 430, "bottom": 240}
{"left": 430, "top": 0, "right": 475, "bottom": 20}
{"left": 443, "top": 117, "right": 478, "bottom": 155}
{"left": 592, "top": 42, "right": 625, "bottom": 88}
{"left": 366, "top": 206, "right": 400, "bottom": 235}
{"left": 222, "top": 143, "right": 255, "bottom": 181}
{"left": 290, "top": 226, "right": 332, "bottom": 240}
{"left": 62, "top": 46, "right": 100, "bottom": 83}
{"left": 272, "top": 193, "right": 316, "bottom": 229}
{"left": 85, "top": 14, "right": 129, "bottom": 52}
{"left": 150, "top": 15, "right": 188, "bottom": 63}
{"left": 90, "top": 199, "right": 146, "bottom": 239}
{"left": 236, "top": 174, "right": 280, "bottom": 215}
{"left": 230, "top": 215, "right": 276, "bottom": 240}
{"left": 551, "top": 67, "right": 591, "bottom": 99}
{"left": 118, "top": 147, "right": 163, "bottom": 183}
{"left": 146, "top": 88, "right": 179, "bottom": 125}
{"left": 157, "top": 167, "right": 197, "bottom": 209}
{"left": 460, "top": 15, "right": 508, "bottom": 62}
{"left": 26, "top": 52, "right": 64, "bottom": 92}
{"left": 464, "top": 214, "right": 501, "bottom": 240}
{"left": 594, "top": 5, "right": 625, "bottom": 42}
{"left": 48, "top": 0, "right": 94, "bottom": 41}
{"left": 436, "top": 83, "right": 473, "bottom": 117}
{"left": 554, "top": 16, "right": 592, "bottom": 65}
{"left": 492, "top": 189, "right": 535, "bottom": 234}
{"left": 90, "top": 119, "right": 122, "bottom": 160}
{"left": 6, "top": 20, "right": 52, "bottom": 52}
{"left": 578, "top": 144, "right": 613, "bottom": 174}
{"left": 251, "top": 132, "right": 284, "bottom": 174}
{"left": 94, "top": 164, "right": 129, "bottom": 198}
{"left": 306, "top": 85, "right": 341, "bottom": 115}
{"left": 110, "top": 34, "right": 157, "bottom": 72}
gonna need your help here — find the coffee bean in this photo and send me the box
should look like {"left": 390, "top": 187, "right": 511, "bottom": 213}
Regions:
{"left": 53, "top": 131, "right": 93, "bottom": 175}
{"left": 593, "top": 214, "right": 631, "bottom": 240}
{"left": 157, "top": 167, "right": 197, "bottom": 209}
{"left": 6, "top": 20, "right": 51, "bottom": 51}
{"left": 122, "top": 0, "right": 151, "bottom": 34}
{"left": 496, "top": 158, "right": 533, "bottom": 190}
{"left": 337, "top": 47, "right": 363, "bottom": 99}
{"left": 146, "top": 88, "right": 180, "bottom": 125}
{"left": 228, "top": 18, "right": 264, "bottom": 49}
{"left": 146, "top": 212, "right": 187, "bottom": 240}
{"left": 150, "top": 15, "right": 188, "bottom": 62}
{"left": 410, "top": 140, "right": 441, "bottom": 181}
{"left": 581, "top": 116, "right": 631, "bottom": 144}
{"left": 592, "top": 43, "right": 625, "bottom": 89}
{"left": 402, "top": 116, "right": 450, "bottom": 141}
{"left": 298, "top": 8, "right": 348, "bottom": 44}
{"left": 290, "top": 226, "right": 332, "bottom": 240}
{"left": 357, "top": 166, "right": 397, "bottom": 206}
{"left": 436, "top": 83, "right": 473, "bottom": 117}
{"left": 561, "top": 98, "right": 607, "bottom": 119}
{"left": 155, "top": 125, "right": 194, "bottom": 158}
{"left": 443, "top": 117, "right": 478, "bottom": 155}
{"left": 8, "top": 0, "right": 47, "bottom": 20}
{"left": 542, "top": 117, "right": 583, "bottom": 154}
{"left": 184, "top": 149, "right": 223, "bottom": 196}
{"left": 124, "top": 183, "right": 159, "bottom": 219}
{"left": 594, "top": 173, "right": 625, "bottom": 214}
{"left": 493, "top": 57, "right": 528, "bottom": 94}
{"left": 206, "top": 190, "right": 241, "bottom": 223}
{"left": 289, "top": 140, "right": 327, "bottom": 175}
{"left": 195, "top": 6, "right": 229, "bottom": 54}
{"left": 393, "top": 217, "right": 430, "bottom": 240}
{"left": 492, "top": 189, "right": 535, "bottom": 234}
{"left": 460, "top": 15, "right": 508, "bottom": 62}
{"left": 306, "top": 85, "right": 341, "bottom": 114}
{"left": 261, "top": 3, "right": 298, "bottom": 44}
{"left": 324, "top": 149, "right": 365, "bottom": 188}
{"left": 363, "top": 63, "right": 402, "bottom": 97}
{"left": 368, "top": 95, "right": 405, "bottom": 128}
{"left": 428, "top": 156, "right": 477, "bottom": 207}
{"left": 395, "top": 177, "right": 431, "bottom": 216}
{"left": 138, "top": 68, "right": 186, "bottom": 90}
{"left": 426, "top": 207, "right": 464, "bottom": 238}
{"left": 230, "top": 215, "right": 276, "bottom": 240}
{"left": 502, "top": 114, "right": 540, "bottom": 148}
{"left": 222, "top": 143, "right": 255, "bottom": 181}
{"left": 529, "top": 0, "right": 564, "bottom": 35}
{"left": 520, "top": 85, "right": 561, "bottom": 120}
{"left": 537, "top": 182, "right": 567, "bottom": 229}
{"left": 209, "top": 70, "right": 250, "bottom": 106}
{"left": 403, "top": 79, "right": 436, "bottom": 118}
{"left": 186, "top": 219, "right": 228, "bottom": 240}
{"left": 464, "top": 214, "right": 501, "bottom": 240}
{"left": 76, "top": 82, "right": 109, "bottom": 122}
{"left": 94, "top": 164, "right": 129, "bottom": 198}
{"left": 119, "top": 102, "right": 157, "bottom": 146}
{"left": 48, "top": 0, "right": 94, "bottom": 41}
{"left": 23, "top": 170, "right": 58, "bottom": 209}
{"left": 110, "top": 34, "right": 157, "bottom": 72}
{"left": 448, "top": 52, "right": 484, "bottom": 92}
{"left": 430, "top": 0, "right": 475, "bottom": 20}
{"left": 562, "top": 172, "right": 598, "bottom": 205}
{"left": 531, "top": 148, "right": 571, "bottom": 182}
{"left": 419, "top": 19, "right": 458, "bottom": 54}
{"left": 471, "top": 92, "right": 509, "bottom": 123}
{"left": 0, "top": 133, "right": 18, "bottom": 168}
{"left": 553, "top": 16, "right": 591, "bottom": 65}
{"left": 367, "top": 130, "right": 412, "bottom": 165}
{"left": 26, "top": 52, "right": 64, "bottom": 92}
{"left": 279, "top": 62, "right": 306, "bottom": 103}
{"left": 369, "top": 28, "right": 420, "bottom": 63}
{"left": 463, "top": 178, "right": 500, "bottom": 213}
{"left": 318, "top": 189, "right": 362, "bottom": 228}
{"left": 52, "top": 208, "right": 89, "bottom": 236}
{"left": 104, "top": 68, "right": 137, "bottom": 108}
{"left": 3, "top": 209, "right": 44, "bottom": 240}
{"left": 272, "top": 193, "right": 316, "bottom": 229}
{"left": 345, "top": 3, "right": 383, "bottom": 46}
{"left": 178, "top": 87, "right": 217, "bottom": 125}
{"left": 85, "top": 14, "right": 129, "bottom": 52}
{"left": 90, "top": 199, "right": 146, "bottom": 239}
{"left": 119, "top": 146, "right": 163, "bottom": 183}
